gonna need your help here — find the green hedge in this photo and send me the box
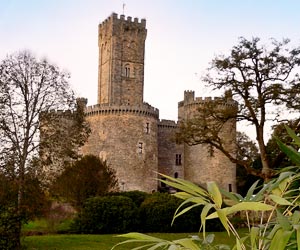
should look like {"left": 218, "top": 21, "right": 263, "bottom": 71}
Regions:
{"left": 72, "top": 191, "right": 223, "bottom": 234}
{"left": 72, "top": 195, "right": 138, "bottom": 234}
{"left": 139, "top": 192, "right": 204, "bottom": 233}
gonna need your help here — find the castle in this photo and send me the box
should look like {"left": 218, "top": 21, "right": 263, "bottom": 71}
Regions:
{"left": 43, "top": 13, "right": 237, "bottom": 192}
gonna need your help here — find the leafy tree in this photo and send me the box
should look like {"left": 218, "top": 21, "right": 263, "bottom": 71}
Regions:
{"left": 51, "top": 155, "right": 118, "bottom": 210}
{"left": 0, "top": 51, "right": 86, "bottom": 249}
{"left": 266, "top": 119, "right": 300, "bottom": 169}
{"left": 177, "top": 37, "right": 300, "bottom": 180}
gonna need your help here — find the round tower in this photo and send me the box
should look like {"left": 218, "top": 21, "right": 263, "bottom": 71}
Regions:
{"left": 82, "top": 104, "right": 159, "bottom": 192}
{"left": 178, "top": 91, "right": 237, "bottom": 192}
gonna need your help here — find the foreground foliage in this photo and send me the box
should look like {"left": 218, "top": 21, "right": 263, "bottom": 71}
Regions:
{"left": 114, "top": 126, "right": 300, "bottom": 249}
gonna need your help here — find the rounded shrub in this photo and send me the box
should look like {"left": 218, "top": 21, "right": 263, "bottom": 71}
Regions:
{"left": 72, "top": 195, "right": 138, "bottom": 234}
{"left": 108, "top": 190, "right": 149, "bottom": 207}
{"left": 139, "top": 192, "right": 198, "bottom": 233}
{"left": 139, "top": 192, "right": 223, "bottom": 233}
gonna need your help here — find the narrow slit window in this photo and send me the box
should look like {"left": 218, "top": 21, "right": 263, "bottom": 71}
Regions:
{"left": 146, "top": 122, "right": 150, "bottom": 134}
{"left": 138, "top": 142, "right": 143, "bottom": 154}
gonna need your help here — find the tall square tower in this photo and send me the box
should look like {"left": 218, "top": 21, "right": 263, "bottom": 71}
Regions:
{"left": 98, "top": 13, "right": 147, "bottom": 105}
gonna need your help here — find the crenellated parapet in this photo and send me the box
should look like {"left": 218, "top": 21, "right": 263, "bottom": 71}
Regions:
{"left": 99, "top": 12, "right": 146, "bottom": 28}
{"left": 84, "top": 102, "right": 159, "bottom": 118}
{"left": 99, "top": 12, "right": 146, "bottom": 40}
{"left": 178, "top": 90, "right": 238, "bottom": 109}
{"left": 158, "top": 119, "right": 178, "bottom": 129}
{"left": 41, "top": 109, "right": 76, "bottom": 120}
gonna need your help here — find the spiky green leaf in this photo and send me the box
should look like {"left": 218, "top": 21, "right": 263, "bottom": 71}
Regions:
{"left": 201, "top": 203, "right": 215, "bottom": 238}
{"left": 285, "top": 125, "right": 300, "bottom": 147}
{"left": 276, "top": 139, "right": 300, "bottom": 165}
{"left": 250, "top": 226, "right": 259, "bottom": 250}
{"left": 269, "top": 228, "right": 292, "bottom": 250}
{"left": 173, "top": 238, "right": 200, "bottom": 250}
{"left": 207, "top": 181, "right": 222, "bottom": 208}
{"left": 269, "top": 194, "right": 293, "bottom": 206}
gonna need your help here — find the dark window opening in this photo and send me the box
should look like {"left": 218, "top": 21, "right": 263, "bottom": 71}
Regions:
{"left": 175, "top": 154, "right": 182, "bottom": 165}
{"left": 174, "top": 172, "right": 179, "bottom": 178}
{"left": 146, "top": 122, "right": 150, "bottom": 134}
{"left": 229, "top": 184, "right": 232, "bottom": 192}
{"left": 125, "top": 67, "right": 130, "bottom": 77}
{"left": 138, "top": 142, "right": 143, "bottom": 154}
{"left": 209, "top": 144, "right": 214, "bottom": 157}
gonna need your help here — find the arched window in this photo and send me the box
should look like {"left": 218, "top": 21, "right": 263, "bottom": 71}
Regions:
{"left": 125, "top": 65, "right": 130, "bottom": 78}
{"left": 174, "top": 172, "right": 179, "bottom": 178}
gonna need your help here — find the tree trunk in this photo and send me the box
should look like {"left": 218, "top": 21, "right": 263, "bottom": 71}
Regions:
{"left": 257, "top": 127, "right": 271, "bottom": 181}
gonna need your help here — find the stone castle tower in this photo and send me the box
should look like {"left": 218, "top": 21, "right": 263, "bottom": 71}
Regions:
{"left": 80, "top": 13, "right": 159, "bottom": 192}
{"left": 80, "top": 13, "right": 237, "bottom": 192}
{"left": 43, "top": 13, "right": 237, "bottom": 192}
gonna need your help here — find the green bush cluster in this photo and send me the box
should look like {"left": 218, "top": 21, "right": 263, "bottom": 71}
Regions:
{"left": 0, "top": 207, "right": 20, "bottom": 250}
{"left": 72, "top": 195, "right": 138, "bottom": 234}
{"left": 72, "top": 191, "right": 222, "bottom": 234}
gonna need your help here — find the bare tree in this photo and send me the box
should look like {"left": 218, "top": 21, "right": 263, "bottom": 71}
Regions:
{"left": 177, "top": 37, "right": 300, "bottom": 180}
{"left": 0, "top": 51, "right": 87, "bottom": 249}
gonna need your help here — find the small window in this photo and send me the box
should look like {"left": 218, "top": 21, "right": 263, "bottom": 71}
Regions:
{"left": 228, "top": 184, "right": 232, "bottom": 192}
{"left": 125, "top": 66, "right": 130, "bottom": 77}
{"left": 175, "top": 154, "right": 182, "bottom": 165}
{"left": 209, "top": 144, "right": 214, "bottom": 157}
{"left": 174, "top": 172, "right": 179, "bottom": 178}
{"left": 138, "top": 142, "right": 143, "bottom": 154}
{"left": 145, "top": 122, "right": 150, "bottom": 134}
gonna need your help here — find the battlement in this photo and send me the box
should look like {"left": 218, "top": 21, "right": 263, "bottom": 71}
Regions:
{"left": 99, "top": 12, "right": 146, "bottom": 31}
{"left": 40, "top": 109, "right": 76, "bottom": 121}
{"left": 158, "top": 119, "right": 178, "bottom": 129}
{"left": 85, "top": 102, "right": 159, "bottom": 118}
{"left": 179, "top": 90, "right": 237, "bottom": 109}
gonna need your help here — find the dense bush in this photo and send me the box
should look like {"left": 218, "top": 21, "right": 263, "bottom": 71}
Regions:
{"left": 109, "top": 190, "right": 149, "bottom": 207}
{"left": 0, "top": 207, "right": 20, "bottom": 250}
{"left": 139, "top": 192, "right": 222, "bottom": 233}
{"left": 72, "top": 195, "right": 138, "bottom": 234}
{"left": 139, "top": 192, "right": 178, "bottom": 232}
{"left": 71, "top": 191, "right": 223, "bottom": 234}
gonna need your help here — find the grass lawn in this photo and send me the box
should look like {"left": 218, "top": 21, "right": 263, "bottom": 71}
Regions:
{"left": 23, "top": 232, "right": 236, "bottom": 250}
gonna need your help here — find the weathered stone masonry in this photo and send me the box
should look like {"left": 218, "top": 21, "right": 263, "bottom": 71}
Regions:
{"left": 44, "top": 13, "right": 237, "bottom": 193}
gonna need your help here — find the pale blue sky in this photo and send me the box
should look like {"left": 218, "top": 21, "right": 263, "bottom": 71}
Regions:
{"left": 1, "top": 0, "right": 299, "bottom": 138}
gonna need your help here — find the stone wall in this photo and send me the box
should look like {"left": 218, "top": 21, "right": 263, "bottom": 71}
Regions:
{"left": 81, "top": 103, "right": 159, "bottom": 192}
{"left": 157, "top": 120, "right": 184, "bottom": 181}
